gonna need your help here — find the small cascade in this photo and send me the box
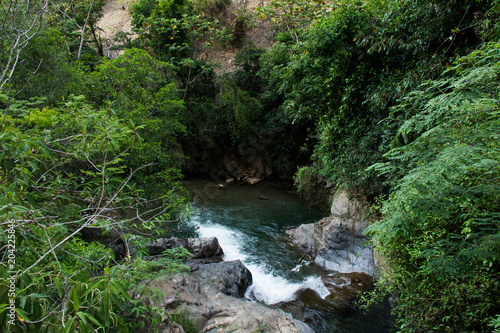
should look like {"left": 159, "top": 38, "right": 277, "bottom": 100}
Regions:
{"left": 196, "top": 220, "right": 329, "bottom": 305}
{"left": 182, "top": 180, "right": 392, "bottom": 332}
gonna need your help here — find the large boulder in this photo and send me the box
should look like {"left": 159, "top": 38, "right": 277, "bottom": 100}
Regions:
{"left": 148, "top": 237, "right": 224, "bottom": 259}
{"left": 287, "top": 190, "right": 375, "bottom": 276}
{"left": 151, "top": 260, "right": 309, "bottom": 333}
{"left": 111, "top": 236, "right": 224, "bottom": 262}
{"left": 190, "top": 260, "right": 252, "bottom": 298}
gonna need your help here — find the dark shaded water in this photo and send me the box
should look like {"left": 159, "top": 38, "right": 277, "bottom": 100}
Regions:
{"left": 176, "top": 179, "right": 393, "bottom": 332}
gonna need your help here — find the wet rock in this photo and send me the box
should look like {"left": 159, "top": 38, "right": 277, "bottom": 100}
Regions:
{"left": 246, "top": 177, "right": 261, "bottom": 185}
{"left": 321, "top": 272, "right": 374, "bottom": 310}
{"left": 293, "top": 319, "right": 315, "bottom": 333}
{"left": 150, "top": 260, "right": 305, "bottom": 333}
{"left": 287, "top": 190, "right": 375, "bottom": 276}
{"left": 276, "top": 272, "right": 373, "bottom": 321}
{"left": 190, "top": 260, "right": 252, "bottom": 298}
{"left": 147, "top": 237, "right": 224, "bottom": 259}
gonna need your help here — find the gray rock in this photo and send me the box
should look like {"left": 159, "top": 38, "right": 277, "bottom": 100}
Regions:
{"left": 246, "top": 177, "right": 261, "bottom": 185}
{"left": 279, "top": 310, "right": 315, "bottom": 333}
{"left": 287, "top": 190, "right": 375, "bottom": 276}
{"left": 293, "top": 319, "right": 315, "bottom": 333}
{"left": 190, "top": 260, "right": 252, "bottom": 298}
{"left": 147, "top": 237, "right": 224, "bottom": 259}
{"left": 150, "top": 260, "right": 302, "bottom": 333}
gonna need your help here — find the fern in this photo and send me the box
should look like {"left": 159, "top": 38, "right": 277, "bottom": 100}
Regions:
{"left": 367, "top": 42, "right": 500, "bottom": 332}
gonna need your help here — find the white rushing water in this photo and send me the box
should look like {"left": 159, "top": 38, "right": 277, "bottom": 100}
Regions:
{"left": 195, "top": 219, "right": 330, "bottom": 305}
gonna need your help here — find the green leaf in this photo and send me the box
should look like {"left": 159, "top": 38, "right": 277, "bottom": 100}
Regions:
{"left": 72, "top": 286, "right": 80, "bottom": 312}
{"left": 82, "top": 312, "right": 103, "bottom": 327}
{"left": 76, "top": 311, "right": 87, "bottom": 325}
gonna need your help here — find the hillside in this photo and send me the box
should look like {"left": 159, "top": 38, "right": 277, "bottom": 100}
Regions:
{"left": 98, "top": 0, "right": 273, "bottom": 72}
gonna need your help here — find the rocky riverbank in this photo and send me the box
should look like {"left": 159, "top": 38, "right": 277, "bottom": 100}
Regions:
{"left": 143, "top": 236, "right": 314, "bottom": 333}
{"left": 286, "top": 190, "right": 376, "bottom": 277}
{"left": 141, "top": 233, "right": 380, "bottom": 332}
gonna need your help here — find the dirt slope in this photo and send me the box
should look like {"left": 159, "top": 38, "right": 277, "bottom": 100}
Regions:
{"left": 97, "top": 0, "right": 272, "bottom": 73}
{"left": 98, "top": 0, "right": 134, "bottom": 58}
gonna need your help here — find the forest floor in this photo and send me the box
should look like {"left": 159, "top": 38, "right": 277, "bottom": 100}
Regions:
{"left": 97, "top": 0, "right": 273, "bottom": 73}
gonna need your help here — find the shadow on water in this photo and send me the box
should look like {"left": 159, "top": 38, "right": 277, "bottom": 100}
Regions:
{"left": 174, "top": 178, "right": 394, "bottom": 332}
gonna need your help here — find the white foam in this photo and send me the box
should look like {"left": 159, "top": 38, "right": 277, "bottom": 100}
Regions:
{"left": 194, "top": 218, "right": 330, "bottom": 305}
{"left": 196, "top": 221, "right": 248, "bottom": 262}
{"left": 244, "top": 264, "right": 304, "bottom": 304}
{"left": 302, "top": 276, "right": 331, "bottom": 299}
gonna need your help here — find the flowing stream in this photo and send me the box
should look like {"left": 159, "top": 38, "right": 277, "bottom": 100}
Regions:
{"left": 177, "top": 179, "right": 393, "bottom": 332}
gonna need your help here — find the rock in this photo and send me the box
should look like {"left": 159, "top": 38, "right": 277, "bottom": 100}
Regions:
{"left": 150, "top": 260, "right": 303, "bottom": 333}
{"left": 147, "top": 237, "right": 224, "bottom": 259}
{"left": 293, "top": 319, "right": 315, "bottom": 333}
{"left": 190, "top": 260, "right": 252, "bottom": 298}
{"left": 276, "top": 272, "right": 374, "bottom": 320}
{"left": 81, "top": 223, "right": 123, "bottom": 251}
{"left": 279, "top": 311, "right": 315, "bottom": 333}
{"left": 161, "top": 317, "right": 185, "bottom": 333}
{"left": 246, "top": 177, "right": 261, "bottom": 185}
{"left": 112, "top": 237, "right": 224, "bottom": 262}
{"left": 287, "top": 190, "right": 375, "bottom": 276}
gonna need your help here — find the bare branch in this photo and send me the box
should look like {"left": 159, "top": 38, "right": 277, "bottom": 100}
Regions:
{"left": 0, "top": 0, "right": 48, "bottom": 90}
{"left": 77, "top": 0, "right": 96, "bottom": 60}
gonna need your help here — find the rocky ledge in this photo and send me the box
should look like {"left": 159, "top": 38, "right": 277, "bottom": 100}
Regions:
{"left": 147, "top": 237, "right": 313, "bottom": 333}
{"left": 152, "top": 261, "right": 309, "bottom": 333}
{"left": 286, "top": 190, "right": 375, "bottom": 276}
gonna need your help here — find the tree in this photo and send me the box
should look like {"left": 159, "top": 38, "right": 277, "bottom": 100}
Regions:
{"left": 366, "top": 41, "right": 500, "bottom": 333}
{"left": 0, "top": 93, "right": 189, "bottom": 331}
{"left": 271, "top": 0, "right": 490, "bottom": 197}
{"left": 0, "top": 0, "right": 48, "bottom": 91}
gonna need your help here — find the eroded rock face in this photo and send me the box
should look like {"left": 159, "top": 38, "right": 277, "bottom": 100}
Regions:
{"left": 286, "top": 190, "right": 375, "bottom": 276}
{"left": 151, "top": 260, "right": 308, "bottom": 333}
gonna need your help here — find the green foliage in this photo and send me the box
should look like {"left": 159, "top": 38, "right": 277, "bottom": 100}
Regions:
{"left": 293, "top": 166, "right": 331, "bottom": 210}
{"left": 84, "top": 48, "right": 187, "bottom": 196}
{"left": 47, "top": 0, "right": 106, "bottom": 60}
{"left": 188, "top": 0, "right": 231, "bottom": 16}
{"left": 0, "top": 91, "right": 189, "bottom": 331}
{"left": 9, "top": 27, "right": 80, "bottom": 103}
{"left": 293, "top": 166, "right": 320, "bottom": 196}
{"left": 5, "top": 1, "right": 500, "bottom": 332}
{"left": 490, "top": 315, "right": 500, "bottom": 333}
{"left": 111, "top": 248, "right": 191, "bottom": 293}
{"left": 366, "top": 42, "right": 500, "bottom": 332}
{"left": 271, "top": 0, "right": 493, "bottom": 197}
{"left": 131, "top": 0, "right": 231, "bottom": 62}
{"left": 167, "top": 311, "right": 199, "bottom": 333}
{"left": 233, "top": 46, "right": 265, "bottom": 96}
{"left": 256, "top": 0, "right": 335, "bottom": 43}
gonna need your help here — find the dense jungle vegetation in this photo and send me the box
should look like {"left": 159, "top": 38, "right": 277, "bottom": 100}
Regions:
{"left": 0, "top": 0, "right": 499, "bottom": 331}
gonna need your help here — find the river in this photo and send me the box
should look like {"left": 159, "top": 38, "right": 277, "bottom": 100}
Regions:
{"left": 176, "top": 179, "right": 393, "bottom": 332}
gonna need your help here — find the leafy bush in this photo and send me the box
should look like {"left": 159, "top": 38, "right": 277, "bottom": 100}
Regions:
{"left": 189, "top": 0, "right": 230, "bottom": 15}
{"left": 0, "top": 90, "right": 189, "bottom": 331}
{"left": 271, "top": 0, "right": 491, "bottom": 198}
{"left": 367, "top": 42, "right": 500, "bottom": 332}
